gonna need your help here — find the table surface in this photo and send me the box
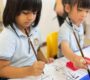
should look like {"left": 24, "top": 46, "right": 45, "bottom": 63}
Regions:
{"left": 9, "top": 46, "right": 90, "bottom": 80}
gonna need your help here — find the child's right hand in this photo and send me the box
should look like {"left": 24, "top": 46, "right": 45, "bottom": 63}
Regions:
{"left": 31, "top": 61, "right": 45, "bottom": 76}
{"left": 73, "top": 55, "right": 88, "bottom": 69}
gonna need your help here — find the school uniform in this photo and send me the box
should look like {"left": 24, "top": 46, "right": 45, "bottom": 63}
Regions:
{"left": 57, "top": 17, "right": 84, "bottom": 57}
{"left": 0, "top": 24, "right": 42, "bottom": 67}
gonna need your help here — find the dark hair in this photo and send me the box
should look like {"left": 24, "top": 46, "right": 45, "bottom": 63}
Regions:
{"left": 78, "top": 0, "right": 90, "bottom": 9}
{"left": 3, "top": 0, "right": 42, "bottom": 27}
{"left": 66, "top": 0, "right": 90, "bottom": 9}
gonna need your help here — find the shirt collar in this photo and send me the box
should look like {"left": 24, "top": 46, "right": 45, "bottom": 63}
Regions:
{"left": 9, "top": 24, "right": 33, "bottom": 37}
{"left": 65, "top": 17, "right": 82, "bottom": 32}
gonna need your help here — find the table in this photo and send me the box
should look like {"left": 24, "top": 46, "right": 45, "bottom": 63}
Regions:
{"left": 10, "top": 46, "right": 90, "bottom": 80}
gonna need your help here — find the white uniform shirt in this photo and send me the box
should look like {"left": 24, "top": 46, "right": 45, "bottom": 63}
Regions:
{"left": 0, "top": 24, "right": 42, "bottom": 67}
{"left": 58, "top": 17, "right": 84, "bottom": 57}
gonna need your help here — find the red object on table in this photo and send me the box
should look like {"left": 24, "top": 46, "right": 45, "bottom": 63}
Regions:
{"left": 66, "top": 61, "right": 78, "bottom": 71}
{"left": 66, "top": 57, "right": 90, "bottom": 71}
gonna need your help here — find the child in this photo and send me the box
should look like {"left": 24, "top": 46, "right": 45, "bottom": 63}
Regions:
{"left": 58, "top": 0, "right": 90, "bottom": 69}
{"left": 0, "top": 0, "right": 52, "bottom": 79}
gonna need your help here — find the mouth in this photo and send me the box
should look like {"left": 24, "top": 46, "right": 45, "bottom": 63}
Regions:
{"left": 25, "top": 22, "right": 32, "bottom": 26}
{"left": 80, "top": 18, "right": 83, "bottom": 21}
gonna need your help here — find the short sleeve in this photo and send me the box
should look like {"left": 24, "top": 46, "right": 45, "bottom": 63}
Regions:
{"left": 0, "top": 28, "right": 16, "bottom": 60}
{"left": 58, "top": 25, "right": 70, "bottom": 46}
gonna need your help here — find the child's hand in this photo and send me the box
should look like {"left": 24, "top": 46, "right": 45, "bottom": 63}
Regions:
{"left": 31, "top": 61, "right": 45, "bottom": 76}
{"left": 73, "top": 55, "right": 87, "bottom": 69}
{"left": 84, "top": 57, "right": 90, "bottom": 64}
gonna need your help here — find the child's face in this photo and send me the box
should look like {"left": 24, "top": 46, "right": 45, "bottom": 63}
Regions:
{"left": 68, "top": 4, "right": 89, "bottom": 26}
{"left": 15, "top": 10, "right": 37, "bottom": 30}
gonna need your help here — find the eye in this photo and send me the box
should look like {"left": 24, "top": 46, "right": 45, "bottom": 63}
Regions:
{"left": 86, "top": 10, "right": 89, "bottom": 13}
{"left": 77, "top": 8, "right": 89, "bottom": 13}
{"left": 77, "top": 8, "right": 83, "bottom": 11}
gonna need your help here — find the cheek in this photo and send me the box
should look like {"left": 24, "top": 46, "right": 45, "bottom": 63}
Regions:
{"left": 15, "top": 17, "right": 24, "bottom": 26}
{"left": 15, "top": 16, "right": 23, "bottom": 22}
{"left": 33, "top": 15, "right": 37, "bottom": 20}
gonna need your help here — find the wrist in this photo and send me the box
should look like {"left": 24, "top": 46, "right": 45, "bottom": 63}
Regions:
{"left": 25, "top": 66, "right": 34, "bottom": 76}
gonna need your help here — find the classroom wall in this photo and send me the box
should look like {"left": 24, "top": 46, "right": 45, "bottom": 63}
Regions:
{"left": 0, "top": 0, "right": 6, "bottom": 22}
{"left": 0, "top": 0, "right": 6, "bottom": 31}
{"left": 38, "top": 0, "right": 59, "bottom": 42}
{"left": 0, "top": 0, "right": 5, "bottom": 22}
{"left": 84, "top": 13, "right": 90, "bottom": 39}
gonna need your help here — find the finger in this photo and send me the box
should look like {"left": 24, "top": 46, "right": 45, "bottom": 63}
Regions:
{"left": 85, "top": 59, "right": 90, "bottom": 64}
{"left": 79, "top": 62, "right": 87, "bottom": 69}
{"left": 79, "top": 59, "right": 88, "bottom": 69}
{"left": 80, "top": 58, "right": 86, "bottom": 64}
{"left": 81, "top": 65, "right": 87, "bottom": 69}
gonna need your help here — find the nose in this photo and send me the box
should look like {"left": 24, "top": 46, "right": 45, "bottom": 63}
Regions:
{"left": 27, "top": 13, "right": 34, "bottom": 20}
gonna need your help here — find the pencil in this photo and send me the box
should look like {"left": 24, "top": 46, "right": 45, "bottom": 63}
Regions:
{"left": 67, "top": 17, "right": 90, "bottom": 77}
{"left": 73, "top": 31, "right": 90, "bottom": 77}
{"left": 25, "top": 29, "right": 45, "bottom": 74}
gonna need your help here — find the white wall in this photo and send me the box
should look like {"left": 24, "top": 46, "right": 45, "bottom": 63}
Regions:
{"left": 84, "top": 13, "right": 90, "bottom": 39}
{"left": 0, "top": 0, "right": 4, "bottom": 22}
{"left": 38, "top": 0, "right": 60, "bottom": 42}
{"left": 0, "top": 0, "right": 6, "bottom": 31}
{"left": 3, "top": 0, "right": 6, "bottom": 6}
{"left": 0, "top": 0, "right": 6, "bottom": 22}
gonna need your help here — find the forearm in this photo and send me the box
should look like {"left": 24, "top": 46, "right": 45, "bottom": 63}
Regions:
{"left": 0, "top": 65, "right": 34, "bottom": 78}
{"left": 55, "top": 0, "right": 64, "bottom": 16}
{"left": 62, "top": 46, "right": 76, "bottom": 62}
{"left": 56, "top": 0, "right": 62, "bottom": 4}
{"left": 0, "top": 60, "right": 10, "bottom": 69}
{"left": 61, "top": 41, "right": 89, "bottom": 69}
{"left": 56, "top": 0, "right": 62, "bottom": 9}
{"left": 61, "top": 41, "right": 77, "bottom": 62}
